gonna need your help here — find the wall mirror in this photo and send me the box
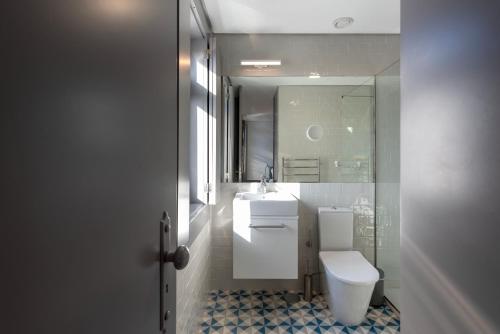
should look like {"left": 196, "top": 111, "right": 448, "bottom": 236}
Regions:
{"left": 221, "top": 76, "right": 375, "bottom": 183}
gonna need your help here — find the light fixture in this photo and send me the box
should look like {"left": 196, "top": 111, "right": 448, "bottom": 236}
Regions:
{"left": 309, "top": 72, "right": 321, "bottom": 79}
{"left": 240, "top": 60, "right": 282, "bottom": 68}
{"left": 333, "top": 17, "right": 354, "bottom": 29}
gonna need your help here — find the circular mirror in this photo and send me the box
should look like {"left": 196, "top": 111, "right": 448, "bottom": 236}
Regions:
{"left": 306, "top": 124, "right": 324, "bottom": 142}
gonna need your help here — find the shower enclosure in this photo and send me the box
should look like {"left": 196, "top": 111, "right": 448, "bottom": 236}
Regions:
{"left": 375, "top": 61, "right": 401, "bottom": 310}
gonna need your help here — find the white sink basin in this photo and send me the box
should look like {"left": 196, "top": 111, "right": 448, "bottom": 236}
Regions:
{"left": 234, "top": 191, "right": 298, "bottom": 216}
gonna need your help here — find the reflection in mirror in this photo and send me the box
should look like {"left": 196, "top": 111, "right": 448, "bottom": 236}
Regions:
{"left": 221, "top": 76, "right": 375, "bottom": 183}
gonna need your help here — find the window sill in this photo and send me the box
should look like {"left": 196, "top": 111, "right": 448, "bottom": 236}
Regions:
{"left": 187, "top": 203, "right": 210, "bottom": 247}
{"left": 189, "top": 203, "right": 206, "bottom": 223}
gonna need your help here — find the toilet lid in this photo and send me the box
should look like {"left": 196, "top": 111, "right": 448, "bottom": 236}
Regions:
{"left": 319, "top": 251, "right": 379, "bottom": 286}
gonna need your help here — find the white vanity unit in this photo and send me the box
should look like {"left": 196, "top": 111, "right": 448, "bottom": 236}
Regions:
{"left": 233, "top": 192, "right": 298, "bottom": 279}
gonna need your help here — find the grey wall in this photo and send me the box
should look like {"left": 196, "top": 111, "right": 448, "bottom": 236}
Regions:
{"left": 239, "top": 85, "right": 276, "bottom": 118}
{"left": 217, "top": 34, "right": 400, "bottom": 76}
{"left": 401, "top": 0, "right": 500, "bottom": 333}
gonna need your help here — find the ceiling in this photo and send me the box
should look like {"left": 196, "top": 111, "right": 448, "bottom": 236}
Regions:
{"left": 203, "top": 0, "right": 400, "bottom": 34}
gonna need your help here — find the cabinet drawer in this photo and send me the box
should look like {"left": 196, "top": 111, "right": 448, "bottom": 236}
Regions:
{"left": 233, "top": 216, "right": 298, "bottom": 279}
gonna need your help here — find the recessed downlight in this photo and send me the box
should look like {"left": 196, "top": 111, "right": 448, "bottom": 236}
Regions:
{"left": 333, "top": 17, "right": 354, "bottom": 29}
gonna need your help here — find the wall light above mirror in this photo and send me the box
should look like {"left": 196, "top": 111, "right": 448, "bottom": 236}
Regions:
{"left": 221, "top": 75, "right": 375, "bottom": 184}
{"left": 240, "top": 60, "right": 282, "bottom": 67}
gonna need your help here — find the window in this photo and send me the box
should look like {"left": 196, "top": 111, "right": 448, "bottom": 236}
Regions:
{"left": 189, "top": 6, "right": 216, "bottom": 218}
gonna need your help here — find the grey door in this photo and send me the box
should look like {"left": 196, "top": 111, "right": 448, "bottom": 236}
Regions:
{"left": 1, "top": 1, "right": 180, "bottom": 333}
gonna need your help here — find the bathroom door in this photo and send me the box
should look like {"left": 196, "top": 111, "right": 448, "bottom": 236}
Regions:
{"left": 1, "top": 1, "right": 181, "bottom": 333}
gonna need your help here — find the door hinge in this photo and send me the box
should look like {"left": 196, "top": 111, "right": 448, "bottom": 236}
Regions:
{"left": 205, "top": 48, "right": 211, "bottom": 60}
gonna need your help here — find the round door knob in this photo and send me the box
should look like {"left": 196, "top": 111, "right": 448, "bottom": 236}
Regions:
{"left": 164, "top": 245, "right": 190, "bottom": 270}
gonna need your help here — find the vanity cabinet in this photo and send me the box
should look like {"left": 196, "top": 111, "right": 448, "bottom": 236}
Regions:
{"left": 233, "top": 192, "right": 298, "bottom": 279}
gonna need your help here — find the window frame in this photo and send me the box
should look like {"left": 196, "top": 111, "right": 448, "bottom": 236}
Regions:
{"left": 188, "top": 2, "right": 217, "bottom": 223}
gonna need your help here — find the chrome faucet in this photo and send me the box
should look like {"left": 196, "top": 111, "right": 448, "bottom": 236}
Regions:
{"left": 263, "top": 164, "right": 273, "bottom": 182}
{"left": 259, "top": 163, "right": 274, "bottom": 193}
{"left": 259, "top": 176, "right": 268, "bottom": 193}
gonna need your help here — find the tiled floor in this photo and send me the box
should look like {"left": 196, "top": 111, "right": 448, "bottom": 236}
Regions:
{"left": 199, "top": 290, "right": 400, "bottom": 333}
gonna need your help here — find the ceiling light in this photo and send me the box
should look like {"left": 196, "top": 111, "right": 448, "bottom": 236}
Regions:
{"left": 240, "top": 60, "right": 282, "bottom": 68}
{"left": 309, "top": 72, "right": 321, "bottom": 79}
{"left": 333, "top": 17, "right": 354, "bottom": 29}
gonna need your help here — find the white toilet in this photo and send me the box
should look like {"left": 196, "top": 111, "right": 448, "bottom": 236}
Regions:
{"left": 318, "top": 207, "right": 379, "bottom": 325}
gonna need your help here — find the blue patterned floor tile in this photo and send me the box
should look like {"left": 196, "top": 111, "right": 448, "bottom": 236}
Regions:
{"left": 199, "top": 290, "right": 400, "bottom": 334}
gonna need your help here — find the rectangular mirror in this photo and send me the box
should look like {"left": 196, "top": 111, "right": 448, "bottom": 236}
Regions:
{"left": 221, "top": 76, "right": 375, "bottom": 183}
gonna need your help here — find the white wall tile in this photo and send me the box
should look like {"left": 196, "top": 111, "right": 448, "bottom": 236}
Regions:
{"left": 211, "top": 182, "right": 375, "bottom": 291}
{"left": 276, "top": 86, "right": 374, "bottom": 183}
{"left": 176, "top": 215, "right": 212, "bottom": 334}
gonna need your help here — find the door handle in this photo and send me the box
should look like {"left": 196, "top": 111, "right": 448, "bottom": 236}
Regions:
{"left": 164, "top": 245, "right": 190, "bottom": 270}
{"left": 160, "top": 214, "right": 190, "bottom": 270}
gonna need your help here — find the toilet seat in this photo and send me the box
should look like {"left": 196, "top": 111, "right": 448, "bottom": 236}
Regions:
{"left": 319, "top": 251, "right": 379, "bottom": 286}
